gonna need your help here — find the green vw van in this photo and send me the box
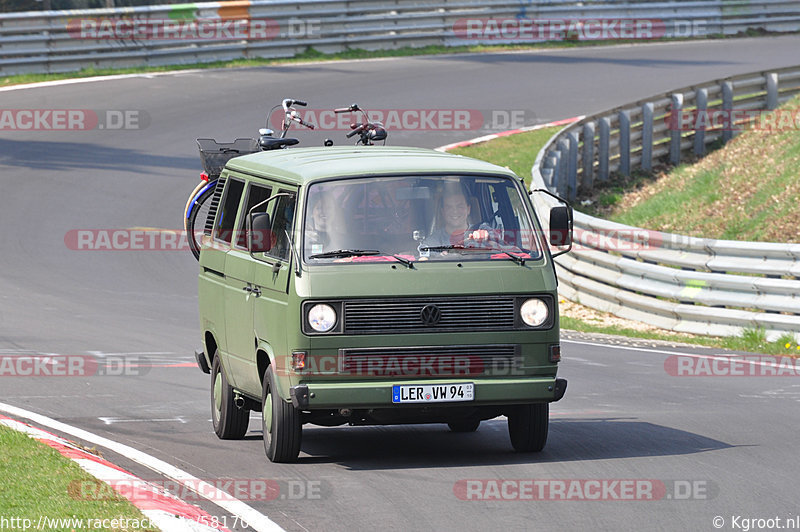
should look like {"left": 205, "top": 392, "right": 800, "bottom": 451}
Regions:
{"left": 195, "top": 146, "right": 570, "bottom": 462}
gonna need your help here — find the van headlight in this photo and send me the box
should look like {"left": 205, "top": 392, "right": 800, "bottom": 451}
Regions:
{"left": 520, "top": 298, "right": 549, "bottom": 327}
{"left": 308, "top": 304, "right": 337, "bottom": 333}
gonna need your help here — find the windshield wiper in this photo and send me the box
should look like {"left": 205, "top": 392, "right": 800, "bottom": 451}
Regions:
{"left": 388, "top": 254, "right": 414, "bottom": 269}
{"left": 309, "top": 249, "right": 380, "bottom": 259}
{"left": 419, "top": 244, "right": 494, "bottom": 252}
{"left": 308, "top": 249, "right": 414, "bottom": 268}
{"left": 419, "top": 244, "right": 469, "bottom": 252}
{"left": 496, "top": 251, "right": 526, "bottom": 265}
{"left": 419, "top": 245, "right": 526, "bottom": 265}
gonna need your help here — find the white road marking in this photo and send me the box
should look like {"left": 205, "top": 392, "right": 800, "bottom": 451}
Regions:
{"left": 563, "top": 339, "right": 798, "bottom": 372}
{"left": 0, "top": 402, "right": 284, "bottom": 532}
{"left": 563, "top": 356, "right": 608, "bottom": 367}
{"left": 562, "top": 339, "right": 710, "bottom": 357}
{"left": 86, "top": 351, "right": 177, "bottom": 356}
{"left": 0, "top": 71, "right": 205, "bottom": 92}
{"left": 99, "top": 417, "right": 188, "bottom": 425}
{"left": 0, "top": 39, "right": 722, "bottom": 94}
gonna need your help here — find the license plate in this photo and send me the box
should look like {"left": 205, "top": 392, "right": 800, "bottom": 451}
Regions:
{"left": 392, "top": 383, "right": 474, "bottom": 404}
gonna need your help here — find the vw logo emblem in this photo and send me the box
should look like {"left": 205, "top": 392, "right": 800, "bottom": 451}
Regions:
{"left": 420, "top": 304, "right": 441, "bottom": 326}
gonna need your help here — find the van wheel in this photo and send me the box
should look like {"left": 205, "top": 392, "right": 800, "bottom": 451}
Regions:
{"left": 211, "top": 354, "right": 249, "bottom": 439}
{"left": 507, "top": 403, "right": 548, "bottom": 452}
{"left": 262, "top": 366, "right": 302, "bottom": 463}
{"left": 447, "top": 420, "right": 480, "bottom": 432}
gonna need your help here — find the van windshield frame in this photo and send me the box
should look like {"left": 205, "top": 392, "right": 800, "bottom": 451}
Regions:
{"left": 301, "top": 174, "right": 544, "bottom": 265}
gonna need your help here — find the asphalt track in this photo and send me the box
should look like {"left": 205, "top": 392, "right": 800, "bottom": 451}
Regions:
{"left": 2, "top": 36, "right": 800, "bottom": 531}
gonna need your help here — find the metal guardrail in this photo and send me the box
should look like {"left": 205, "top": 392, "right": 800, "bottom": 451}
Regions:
{"left": 531, "top": 66, "right": 800, "bottom": 341}
{"left": 2, "top": 0, "right": 800, "bottom": 75}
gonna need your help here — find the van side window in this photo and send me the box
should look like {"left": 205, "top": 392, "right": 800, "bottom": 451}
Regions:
{"left": 214, "top": 178, "right": 245, "bottom": 245}
{"left": 266, "top": 191, "right": 296, "bottom": 261}
{"left": 235, "top": 183, "right": 273, "bottom": 249}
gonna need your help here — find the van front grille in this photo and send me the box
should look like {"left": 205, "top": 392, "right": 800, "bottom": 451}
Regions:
{"left": 343, "top": 296, "right": 516, "bottom": 334}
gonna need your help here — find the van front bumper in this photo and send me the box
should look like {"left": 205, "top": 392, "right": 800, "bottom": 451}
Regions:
{"left": 289, "top": 377, "right": 566, "bottom": 409}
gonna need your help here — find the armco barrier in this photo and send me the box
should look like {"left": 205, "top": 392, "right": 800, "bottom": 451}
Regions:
{"left": 2, "top": 0, "right": 800, "bottom": 75}
{"left": 531, "top": 66, "right": 800, "bottom": 341}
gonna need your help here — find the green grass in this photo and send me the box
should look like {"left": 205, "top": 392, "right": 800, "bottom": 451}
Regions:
{"left": 0, "top": 425, "right": 156, "bottom": 531}
{"left": 561, "top": 317, "right": 800, "bottom": 356}
{"left": 448, "top": 126, "right": 561, "bottom": 187}
{"left": 599, "top": 96, "right": 800, "bottom": 242}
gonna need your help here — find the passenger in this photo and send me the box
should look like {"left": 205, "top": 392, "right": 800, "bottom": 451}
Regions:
{"left": 305, "top": 194, "right": 342, "bottom": 256}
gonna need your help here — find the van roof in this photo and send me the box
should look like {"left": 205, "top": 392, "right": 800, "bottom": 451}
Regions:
{"left": 224, "top": 146, "right": 519, "bottom": 184}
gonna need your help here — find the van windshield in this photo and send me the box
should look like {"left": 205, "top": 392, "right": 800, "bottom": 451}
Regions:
{"left": 302, "top": 175, "right": 542, "bottom": 264}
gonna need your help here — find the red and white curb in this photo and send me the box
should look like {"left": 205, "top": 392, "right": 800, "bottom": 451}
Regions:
{"left": 0, "top": 402, "right": 283, "bottom": 532}
{"left": 0, "top": 414, "right": 226, "bottom": 532}
{"left": 435, "top": 116, "right": 583, "bottom": 152}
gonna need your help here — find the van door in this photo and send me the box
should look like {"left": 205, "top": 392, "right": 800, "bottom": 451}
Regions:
{"left": 252, "top": 188, "right": 298, "bottom": 377}
{"left": 224, "top": 180, "right": 274, "bottom": 396}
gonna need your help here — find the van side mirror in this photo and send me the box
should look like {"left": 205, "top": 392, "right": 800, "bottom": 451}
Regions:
{"left": 549, "top": 205, "right": 572, "bottom": 248}
{"left": 249, "top": 212, "right": 272, "bottom": 253}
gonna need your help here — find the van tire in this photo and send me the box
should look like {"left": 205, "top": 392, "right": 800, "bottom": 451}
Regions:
{"left": 507, "top": 403, "right": 548, "bottom": 452}
{"left": 262, "top": 366, "right": 302, "bottom": 463}
{"left": 447, "top": 420, "right": 480, "bottom": 432}
{"left": 211, "top": 354, "right": 249, "bottom": 440}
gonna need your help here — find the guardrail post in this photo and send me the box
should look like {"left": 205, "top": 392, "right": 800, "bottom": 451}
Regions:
{"left": 582, "top": 122, "right": 596, "bottom": 192}
{"left": 556, "top": 140, "right": 569, "bottom": 198}
{"left": 766, "top": 72, "right": 779, "bottom": 110}
{"left": 541, "top": 168, "right": 553, "bottom": 189}
{"left": 722, "top": 81, "right": 734, "bottom": 143}
{"left": 541, "top": 151, "right": 555, "bottom": 189}
{"left": 619, "top": 110, "right": 631, "bottom": 176}
{"left": 546, "top": 154, "right": 558, "bottom": 189}
{"left": 550, "top": 150, "right": 561, "bottom": 193}
{"left": 598, "top": 117, "right": 610, "bottom": 182}
{"left": 670, "top": 93, "right": 683, "bottom": 166}
{"left": 567, "top": 131, "right": 579, "bottom": 201}
{"left": 694, "top": 88, "right": 708, "bottom": 156}
{"left": 642, "top": 102, "right": 654, "bottom": 172}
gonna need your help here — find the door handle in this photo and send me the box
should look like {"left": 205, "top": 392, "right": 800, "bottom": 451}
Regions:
{"left": 243, "top": 285, "right": 261, "bottom": 297}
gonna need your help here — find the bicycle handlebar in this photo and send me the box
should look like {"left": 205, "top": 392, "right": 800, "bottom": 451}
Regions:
{"left": 335, "top": 104, "right": 360, "bottom": 114}
{"left": 282, "top": 98, "right": 307, "bottom": 110}
{"left": 347, "top": 124, "right": 365, "bottom": 138}
{"left": 291, "top": 114, "right": 315, "bottom": 130}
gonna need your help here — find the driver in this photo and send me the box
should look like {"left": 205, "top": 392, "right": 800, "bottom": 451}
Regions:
{"left": 426, "top": 186, "right": 495, "bottom": 248}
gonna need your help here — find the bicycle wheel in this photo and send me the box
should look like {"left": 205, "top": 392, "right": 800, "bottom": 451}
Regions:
{"left": 185, "top": 179, "right": 218, "bottom": 260}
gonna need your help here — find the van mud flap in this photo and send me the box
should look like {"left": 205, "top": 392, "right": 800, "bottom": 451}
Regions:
{"left": 552, "top": 378, "right": 567, "bottom": 402}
